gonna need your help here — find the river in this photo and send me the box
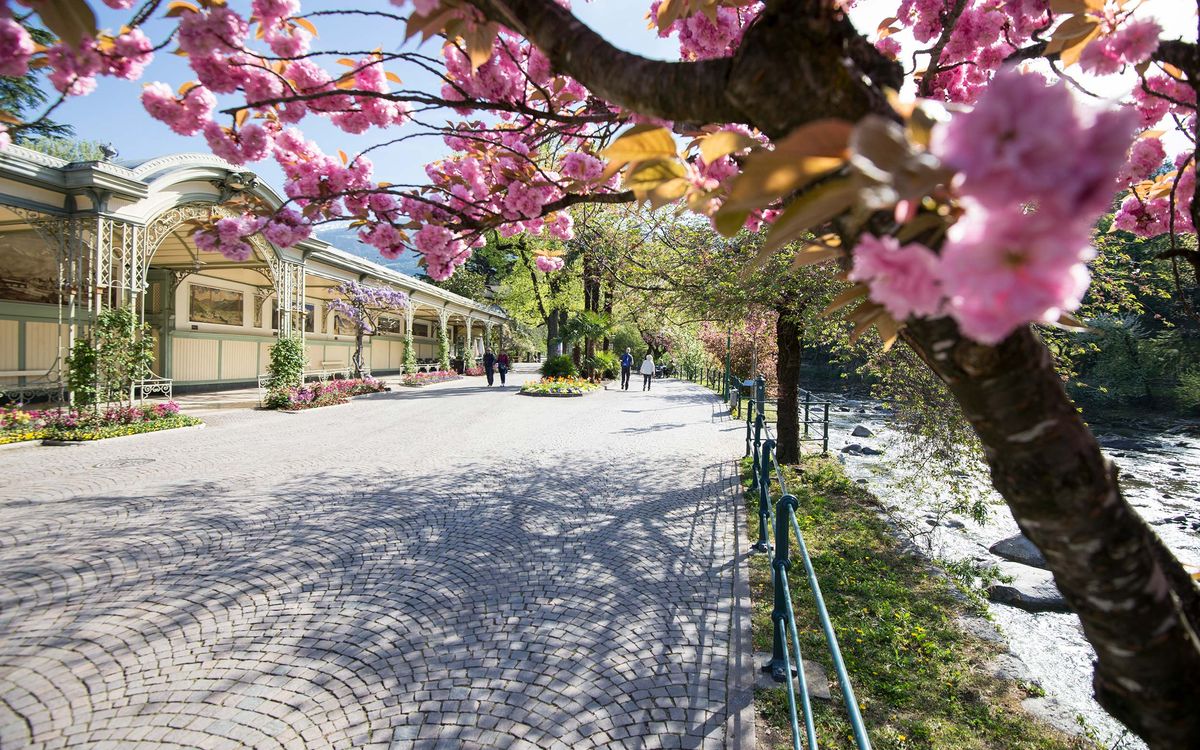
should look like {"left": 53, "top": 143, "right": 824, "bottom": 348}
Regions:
{"left": 808, "top": 392, "right": 1200, "bottom": 749}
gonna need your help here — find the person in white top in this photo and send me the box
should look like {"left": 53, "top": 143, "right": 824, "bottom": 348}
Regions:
{"left": 639, "top": 354, "right": 655, "bottom": 391}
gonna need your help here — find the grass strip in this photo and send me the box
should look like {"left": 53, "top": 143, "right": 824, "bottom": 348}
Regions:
{"left": 744, "top": 454, "right": 1091, "bottom": 750}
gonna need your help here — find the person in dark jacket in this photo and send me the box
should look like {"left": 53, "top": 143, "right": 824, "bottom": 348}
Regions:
{"left": 482, "top": 349, "right": 496, "bottom": 386}
{"left": 620, "top": 347, "right": 633, "bottom": 390}
{"left": 497, "top": 351, "right": 511, "bottom": 385}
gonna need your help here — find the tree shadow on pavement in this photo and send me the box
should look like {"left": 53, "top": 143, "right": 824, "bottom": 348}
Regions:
{"left": 0, "top": 454, "right": 749, "bottom": 750}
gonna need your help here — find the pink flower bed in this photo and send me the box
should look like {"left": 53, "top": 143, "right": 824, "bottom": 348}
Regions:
{"left": 400, "top": 370, "right": 461, "bottom": 387}
{"left": 265, "top": 377, "right": 387, "bottom": 410}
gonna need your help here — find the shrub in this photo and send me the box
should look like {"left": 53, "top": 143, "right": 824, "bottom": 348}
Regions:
{"left": 266, "top": 335, "right": 306, "bottom": 389}
{"left": 540, "top": 354, "right": 577, "bottom": 378}
{"left": 585, "top": 351, "right": 620, "bottom": 379}
{"left": 1177, "top": 368, "right": 1200, "bottom": 413}
{"left": 67, "top": 306, "right": 154, "bottom": 406}
{"left": 66, "top": 337, "right": 98, "bottom": 406}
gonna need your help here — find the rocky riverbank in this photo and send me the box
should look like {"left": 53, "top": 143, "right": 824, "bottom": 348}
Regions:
{"left": 812, "top": 392, "right": 1200, "bottom": 749}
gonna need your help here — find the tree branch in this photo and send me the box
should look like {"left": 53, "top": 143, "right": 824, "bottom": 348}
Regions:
{"left": 467, "top": 0, "right": 898, "bottom": 138}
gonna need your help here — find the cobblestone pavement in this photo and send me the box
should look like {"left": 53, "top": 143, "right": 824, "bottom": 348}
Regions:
{"left": 0, "top": 369, "right": 752, "bottom": 749}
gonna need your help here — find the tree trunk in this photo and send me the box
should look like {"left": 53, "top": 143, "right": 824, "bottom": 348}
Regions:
{"left": 904, "top": 318, "right": 1200, "bottom": 747}
{"left": 602, "top": 277, "right": 614, "bottom": 352}
{"left": 352, "top": 329, "right": 365, "bottom": 378}
{"left": 775, "top": 310, "right": 802, "bottom": 465}
{"left": 546, "top": 311, "right": 559, "bottom": 357}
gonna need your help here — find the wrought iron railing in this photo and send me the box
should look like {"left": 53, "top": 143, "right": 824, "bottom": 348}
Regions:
{"left": 688, "top": 367, "right": 870, "bottom": 750}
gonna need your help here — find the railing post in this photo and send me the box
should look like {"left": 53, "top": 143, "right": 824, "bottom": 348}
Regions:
{"left": 751, "top": 438, "right": 774, "bottom": 554}
{"left": 823, "top": 402, "right": 830, "bottom": 453}
{"left": 803, "top": 390, "right": 811, "bottom": 439}
{"left": 768, "top": 493, "right": 798, "bottom": 681}
{"left": 745, "top": 390, "right": 754, "bottom": 458}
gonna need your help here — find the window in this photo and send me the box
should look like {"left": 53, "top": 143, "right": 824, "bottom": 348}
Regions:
{"left": 189, "top": 284, "right": 244, "bottom": 326}
{"left": 413, "top": 321, "right": 430, "bottom": 338}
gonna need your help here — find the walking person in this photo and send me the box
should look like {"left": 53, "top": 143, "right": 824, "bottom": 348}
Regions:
{"left": 620, "top": 347, "right": 633, "bottom": 390}
{"left": 497, "top": 350, "right": 511, "bottom": 385}
{"left": 640, "top": 353, "right": 655, "bottom": 391}
{"left": 482, "top": 348, "right": 496, "bottom": 386}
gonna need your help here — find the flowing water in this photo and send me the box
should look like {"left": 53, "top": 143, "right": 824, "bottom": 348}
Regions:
{"left": 806, "top": 392, "right": 1200, "bottom": 749}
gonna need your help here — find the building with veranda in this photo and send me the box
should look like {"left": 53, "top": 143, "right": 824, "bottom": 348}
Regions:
{"left": 0, "top": 146, "right": 508, "bottom": 401}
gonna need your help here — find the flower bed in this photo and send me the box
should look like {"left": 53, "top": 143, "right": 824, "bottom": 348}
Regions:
{"left": 520, "top": 377, "right": 601, "bottom": 397}
{"left": 464, "top": 366, "right": 485, "bottom": 376}
{"left": 399, "top": 370, "right": 462, "bottom": 387}
{"left": 264, "top": 377, "right": 387, "bottom": 410}
{"left": 1, "top": 401, "right": 202, "bottom": 444}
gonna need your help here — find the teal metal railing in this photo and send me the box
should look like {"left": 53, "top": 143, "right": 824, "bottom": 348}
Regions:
{"left": 690, "top": 367, "right": 871, "bottom": 750}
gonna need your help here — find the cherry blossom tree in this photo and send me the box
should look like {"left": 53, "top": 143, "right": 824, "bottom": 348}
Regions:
{"left": 326, "top": 281, "right": 410, "bottom": 377}
{"left": 4, "top": 0, "right": 1200, "bottom": 742}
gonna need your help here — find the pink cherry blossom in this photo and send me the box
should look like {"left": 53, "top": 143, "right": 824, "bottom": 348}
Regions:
{"left": 933, "top": 69, "right": 1135, "bottom": 217}
{"left": 141, "top": 83, "right": 217, "bottom": 136}
{"left": 1080, "top": 19, "right": 1162, "bottom": 75}
{"left": 47, "top": 38, "right": 103, "bottom": 96}
{"left": 262, "top": 208, "right": 311, "bottom": 248}
{"left": 0, "top": 17, "right": 33, "bottom": 77}
{"left": 560, "top": 152, "right": 603, "bottom": 182}
{"left": 177, "top": 6, "right": 249, "bottom": 58}
{"left": 940, "top": 206, "right": 1093, "bottom": 344}
{"left": 1122, "top": 136, "right": 1166, "bottom": 183}
{"left": 204, "top": 122, "right": 274, "bottom": 165}
{"left": 107, "top": 28, "right": 153, "bottom": 79}
{"left": 535, "top": 255, "right": 565, "bottom": 272}
{"left": 848, "top": 234, "right": 942, "bottom": 321}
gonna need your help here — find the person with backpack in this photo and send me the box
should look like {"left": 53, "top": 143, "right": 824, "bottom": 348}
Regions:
{"left": 497, "top": 351, "right": 511, "bottom": 385}
{"left": 619, "top": 347, "right": 634, "bottom": 390}
{"left": 639, "top": 354, "right": 655, "bottom": 391}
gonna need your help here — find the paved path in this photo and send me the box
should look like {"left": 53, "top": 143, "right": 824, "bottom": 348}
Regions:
{"left": 0, "top": 369, "right": 752, "bottom": 749}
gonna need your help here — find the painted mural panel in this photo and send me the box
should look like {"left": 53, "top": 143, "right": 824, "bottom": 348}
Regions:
{"left": 0, "top": 230, "right": 56, "bottom": 304}
{"left": 189, "top": 284, "right": 244, "bottom": 326}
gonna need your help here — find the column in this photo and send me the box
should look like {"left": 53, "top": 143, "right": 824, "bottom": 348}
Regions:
{"left": 403, "top": 305, "right": 416, "bottom": 374}
{"left": 437, "top": 308, "right": 451, "bottom": 372}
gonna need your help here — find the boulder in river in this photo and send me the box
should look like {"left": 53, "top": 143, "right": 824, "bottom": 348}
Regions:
{"left": 989, "top": 534, "right": 1048, "bottom": 569}
{"left": 859, "top": 446, "right": 883, "bottom": 456}
{"left": 987, "top": 569, "right": 1071, "bottom": 613}
{"left": 851, "top": 425, "right": 873, "bottom": 437}
{"left": 1097, "top": 436, "right": 1149, "bottom": 452}
{"left": 841, "top": 443, "right": 862, "bottom": 455}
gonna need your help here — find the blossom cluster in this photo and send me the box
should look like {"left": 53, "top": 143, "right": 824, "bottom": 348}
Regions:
{"left": 850, "top": 71, "right": 1136, "bottom": 345}
{"left": 327, "top": 282, "right": 410, "bottom": 335}
{"left": 648, "top": 1, "right": 764, "bottom": 61}
{"left": 535, "top": 255, "right": 565, "bottom": 272}
{"left": 192, "top": 209, "right": 312, "bottom": 262}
